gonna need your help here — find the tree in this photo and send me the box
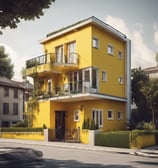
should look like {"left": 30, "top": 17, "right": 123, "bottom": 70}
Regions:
{"left": 141, "top": 78, "right": 158, "bottom": 124}
{"left": 0, "top": 0, "right": 55, "bottom": 30}
{"left": 131, "top": 67, "right": 150, "bottom": 122}
{"left": 0, "top": 46, "right": 14, "bottom": 79}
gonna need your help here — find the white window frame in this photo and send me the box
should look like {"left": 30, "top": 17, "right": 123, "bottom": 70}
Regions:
{"left": 74, "top": 110, "right": 80, "bottom": 122}
{"left": 92, "top": 108, "right": 103, "bottom": 127}
{"left": 107, "top": 44, "right": 114, "bottom": 55}
{"left": 47, "top": 79, "right": 52, "bottom": 92}
{"left": 102, "top": 71, "right": 107, "bottom": 82}
{"left": 118, "top": 50, "right": 123, "bottom": 59}
{"left": 107, "top": 110, "right": 113, "bottom": 120}
{"left": 118, "top": 76, "right": 123, "bottom": 84}
{"left": 117, "top": 111, "right": 122, "bottom": 120}
{"left": 92, "top": 37, "right": 99, "bottom": 48}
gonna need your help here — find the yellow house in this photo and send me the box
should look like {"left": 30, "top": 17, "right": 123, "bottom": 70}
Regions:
{"left": 26, "top": 16, "right": 131, "bottom": 143}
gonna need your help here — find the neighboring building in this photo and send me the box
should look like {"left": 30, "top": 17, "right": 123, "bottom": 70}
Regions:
{"left": 26, "top": 16, "right": 131, "bottom": 143}
{"left": 0, "top": 77, "right": 33, "bottom": 127}
{"left": 144, "top": 66, "right": 158, "bottom": 78}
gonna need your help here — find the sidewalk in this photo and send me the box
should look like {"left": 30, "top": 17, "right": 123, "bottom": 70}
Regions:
{"left": 0, "top": 138, "right": 158, "bottom": 158}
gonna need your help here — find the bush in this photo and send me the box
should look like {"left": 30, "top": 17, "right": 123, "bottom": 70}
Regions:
{"left": 1, "top": 127, "right": 43, "bottom": 132}
{"left": 95, "top": 131, "right": 129, "bottom": 148}
{"left": 12, "top": 120, "right": 28, "bottom": 127}
{"left": 135, "top": 121, "right": 156, "bottom": 130}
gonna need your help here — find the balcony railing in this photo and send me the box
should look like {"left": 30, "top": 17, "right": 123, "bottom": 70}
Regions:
{"left": 26, "top": 53, "right": 79, "bottom": 69}
{"left": 37, "top": 81, "right": 98, "bottom": 100}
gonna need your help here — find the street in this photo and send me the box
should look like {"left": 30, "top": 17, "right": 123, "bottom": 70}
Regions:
{"left": 0, "top": 141, "right": 158, "bottom": 168}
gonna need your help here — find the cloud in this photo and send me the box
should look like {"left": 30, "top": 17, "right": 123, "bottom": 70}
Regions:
{"left": 0, "top": 43, "right": 24, "bottom": 81}
{"left": 153, "top": 22, "right": 158, "bottom": 49}
{"left": 104, "top": 15, "right": 156, "bottom": 68}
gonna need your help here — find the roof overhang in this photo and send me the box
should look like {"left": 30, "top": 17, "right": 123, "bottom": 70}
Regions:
{"left": 40, "top": 16, "right": 128, "bottom": 44}
{"left": 38, "top": 93, "right": 127, "bottom": 103}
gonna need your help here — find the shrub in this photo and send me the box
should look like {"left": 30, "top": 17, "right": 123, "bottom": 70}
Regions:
{"left": 95, "top": 131, "right": 129, "bottom": 148}
{"left": 1, "top": 127, "right": 43, "bottom": 132}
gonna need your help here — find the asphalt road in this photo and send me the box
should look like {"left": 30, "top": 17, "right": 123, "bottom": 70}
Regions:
{"left": 0, "top": 141, "right": 158, "bottom": 168}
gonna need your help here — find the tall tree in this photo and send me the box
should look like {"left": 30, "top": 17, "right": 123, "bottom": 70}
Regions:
{"left": 131, "top": 67, "right": 150, "bottom": 122}
{"left": 141, "top": 78, "right": 158, "bottom": 124}
{"left": 0, "top": 0, "right": 55, "bottom": 30}
{"left": 0, "top": 46, "right": 14, "bottom": 79}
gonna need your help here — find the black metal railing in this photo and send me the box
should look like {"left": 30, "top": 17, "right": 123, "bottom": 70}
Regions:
{"left": 26, "top": 53, "right": 79, "bottom": 68}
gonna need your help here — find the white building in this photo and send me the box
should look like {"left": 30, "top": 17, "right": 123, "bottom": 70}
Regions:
{"left": 0, "top": 77, "right": 32, "bottom": 127}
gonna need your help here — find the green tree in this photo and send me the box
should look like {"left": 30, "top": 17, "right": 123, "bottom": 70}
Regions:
{"left": 0, "top": 0, "right": 55, "bottom": 30}
{"left": 141, "top": 78, "right": 158, "bottom": 124}
{"left": 131, "top": 67, "right": 150, "bottom": 122}
{"left": 0, "top": 46, "right": 14, "bottom": 79}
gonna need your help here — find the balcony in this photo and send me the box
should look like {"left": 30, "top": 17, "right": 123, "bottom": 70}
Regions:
{"left": 37, "top": 81, "right": 98, "bottom": 101}
{"left": 26, "top": 53, "right": 79, "bottom": 76}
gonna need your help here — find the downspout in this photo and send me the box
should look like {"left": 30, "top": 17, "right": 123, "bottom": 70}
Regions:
{"left": 126, "top": 39, "right": 131, "bottom": 121}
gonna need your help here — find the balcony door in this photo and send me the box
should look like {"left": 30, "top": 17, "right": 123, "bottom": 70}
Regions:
{"left": 56, "top": 45, "right": 63, "bottom": 63}
{"left": 67, "top": 42, "right": 76, "bottom": 63}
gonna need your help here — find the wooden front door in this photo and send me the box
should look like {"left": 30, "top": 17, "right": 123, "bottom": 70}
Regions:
{"left": 55, "top": 111, "right": 65, "bottom": 140}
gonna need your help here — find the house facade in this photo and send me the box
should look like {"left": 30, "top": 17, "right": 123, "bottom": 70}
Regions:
{"left": 0, "top": 77, "right": 29, "bottom": 127}
{"left": 26, "top": 16, "right": 131, "bottom": 143}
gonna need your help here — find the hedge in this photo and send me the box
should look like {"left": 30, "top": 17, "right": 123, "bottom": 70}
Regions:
{"left": 0, "top": 127, "right": 43, "bottom": 132}
{"left": 95, "top": 131, "right": 129, "bottom": 148}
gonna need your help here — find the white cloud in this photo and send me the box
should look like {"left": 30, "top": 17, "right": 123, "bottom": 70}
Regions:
{"left": 153, "top": 22, "right": 158, "bottom": 49}
{"left": 0, "top": 43, "right": 24, "bottom": 81}
{"left": 104, "top": 15, "right": 156, "bottom": 68}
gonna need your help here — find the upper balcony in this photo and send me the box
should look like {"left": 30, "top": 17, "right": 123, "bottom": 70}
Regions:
{"left": 26, "top": 53, "right": 79, "bottom": 77}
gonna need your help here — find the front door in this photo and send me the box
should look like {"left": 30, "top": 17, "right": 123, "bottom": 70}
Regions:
{"left": 55, "top": 111, "right": 65, "bottom": 140}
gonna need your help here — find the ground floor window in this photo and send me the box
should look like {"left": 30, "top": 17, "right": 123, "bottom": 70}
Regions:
{"left": 92, "top": 109, "right": 103, "bottom": 127}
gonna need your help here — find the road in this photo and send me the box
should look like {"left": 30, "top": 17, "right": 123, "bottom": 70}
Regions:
{"left": 0, "top": 141, "right": 158, "bottom": 168}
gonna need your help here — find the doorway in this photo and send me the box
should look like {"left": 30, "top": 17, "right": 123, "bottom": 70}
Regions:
{"left": 55, "top": 111, "right": 65, "bottom": 140}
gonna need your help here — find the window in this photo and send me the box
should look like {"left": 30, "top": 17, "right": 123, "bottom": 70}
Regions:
{"left": 117, "top": 111, "right": 122, "bottom": 120}
{"left": 108, "top": 110, "right": 113, "bottom": 120}
{"left": 118, "top": 76, "right": 123, "bottom": 84}
{"left": 118, "top": 51, "right": 123, "bottom": 59}
{"left": 92, "top": 109, "right": 103, "bottom": 127}
{"left": 102, "top": 71, "right": 107, "bottom": 82}
{"left": 67, "top": 42, "right": 77, "bottom": 63}
{"left": 55, "top": 45, "right": 63, "bottom": 63}
{"left": 48, "top": 79, "right": 52, "bottom": 93}
{"left": 2, "top": 121, "right": 10, "bottom": 127}
{"left": 107, "top": 44, "right": 114, "bottom": 55}
{"left": 13, "top": 103, "right": 18, "bottom": 115}
{"left": 14, "top": 88, "right": 18, "bottom": 98}
{"left": 74, "top": 110, "right": 80, "bottom": 122}
{"left": 92, "top": 38, "right": 99, "bottom": 48}
{"left": 3, "top": 103, "right": 9, "bottom": 115}
{"left": 4, "top": 87, "right": 9, "bottom": 97}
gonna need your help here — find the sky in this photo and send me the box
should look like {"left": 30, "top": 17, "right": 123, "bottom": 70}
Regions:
{"left": 1, "top": 0, "right": 158, "bottom": 81}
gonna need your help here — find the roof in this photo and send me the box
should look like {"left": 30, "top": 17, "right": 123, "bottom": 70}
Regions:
{"left": 144, "top": 66, "right": 158, "bottom": 73}
{"left": 0, "top": 77, "right": 33, "bottom": 91}
{"left": 40, "top": 16, "right": 128, "bottom": 44}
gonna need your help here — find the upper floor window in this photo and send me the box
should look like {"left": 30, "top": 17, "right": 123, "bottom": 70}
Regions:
{"left": 118, "top": 51, "right": 123, "bottom": 59}
{"left": 117, "top": 111, "right": 122, "bottom": 120}
{"left": 67, "top": 42, "right": 77, "bottom": 63}
{"left": 92, "top": 38, "right": 99, "bottom": 48}
{"left": 107, "top": 110, "right": 113, "bottom": 120}
{"left": 102, "top": 71, "right": 107, "bottom": 82}
{"left": 118, "top": 76, "right": 123, "bottom": 84}
{"left": 13, "top": 103, "right": 18, "bottom": 115}
{"left": 14, "top": 88, "right": 18, "bottom": 98}
{"left": 92, "top": 109, "right": 103, "bottom": 127}
{"left": 3, "top": 103, "right": 9, "bottom": 115}
{"left": 4, "top": 87, "right": 9, "bottom": 97}
{"left": 107, "top": 44, "right": 114, "bottom": 55}
{"left": 55, "top": 45, "right": 63, "bottom": 63}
